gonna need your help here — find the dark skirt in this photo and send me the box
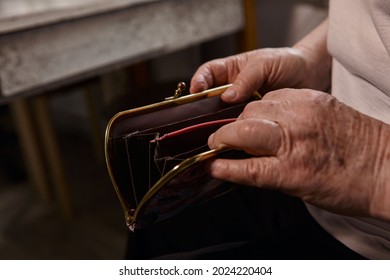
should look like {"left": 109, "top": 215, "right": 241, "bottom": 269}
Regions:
{"left": 124, "top": 187, "right": 365, "bottom": 260}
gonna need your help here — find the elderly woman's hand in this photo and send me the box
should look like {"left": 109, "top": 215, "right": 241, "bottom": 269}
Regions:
{"left": 190, "top": 21, "right": 331, "bottom": 103}
{"left": 207, "top": 89, "right": 390, "bottom": 221}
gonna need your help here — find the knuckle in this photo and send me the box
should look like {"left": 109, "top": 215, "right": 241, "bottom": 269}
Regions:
{"left": 242, "top": 100, "right": 261, "bottom": 113}
{"left": 263, "top": 88, "right": 292, "bottom": 99}
{"left": 246, "top": 159, "right": 272, "bottom": 187}
{"left": 237, "top": 121, "right": 258, "bottom": 139}
{"left": 246, "top": 160, "right": 261, "bottom": 185}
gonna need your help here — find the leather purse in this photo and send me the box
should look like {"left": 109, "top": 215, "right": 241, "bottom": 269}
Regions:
{"left": 105, "top": 83, "right": 260, "bottom": 231}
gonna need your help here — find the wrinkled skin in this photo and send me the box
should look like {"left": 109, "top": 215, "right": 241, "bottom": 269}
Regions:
{"left": 190, "top": 20, "right": 390, "bottom": 221}
{"left": 190, "top": 20, "right": 331, "bottom": 103}
{"left": 207, "top": 89, "right": 389, "bottom": 220}
{"left": 190, "top": 47, "right": 330, "bottom": 103}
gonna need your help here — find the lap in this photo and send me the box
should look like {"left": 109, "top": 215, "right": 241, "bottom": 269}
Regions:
{"left": 124, "top": 187, "right": 364, "bottom": 260}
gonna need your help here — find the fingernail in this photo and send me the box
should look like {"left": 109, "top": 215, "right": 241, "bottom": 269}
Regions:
{"left": 191, "top": 84, "right": 205, "bottom": 94}
{"left": 222, "top": 90, "right": 237, "bottom": 100}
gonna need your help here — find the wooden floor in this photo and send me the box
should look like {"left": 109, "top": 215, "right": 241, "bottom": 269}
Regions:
{"left": 0, "top": 109, "right": 128, "bottom": 260}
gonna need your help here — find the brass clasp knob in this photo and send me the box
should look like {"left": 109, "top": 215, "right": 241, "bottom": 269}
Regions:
{"left": 165, "top": 82, "right": 186, "bottom": 100}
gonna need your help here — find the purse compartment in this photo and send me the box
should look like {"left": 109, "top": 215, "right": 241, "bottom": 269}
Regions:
{"left": 108, "top": 102, "right": 246, "bottom": 209}
{"left": 153, "top": 118, "right": 236, "bottom": 176}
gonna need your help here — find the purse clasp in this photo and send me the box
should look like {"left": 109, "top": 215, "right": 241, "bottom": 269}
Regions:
{"left": 165, "top": 82, "right": 187, "bottom": 100}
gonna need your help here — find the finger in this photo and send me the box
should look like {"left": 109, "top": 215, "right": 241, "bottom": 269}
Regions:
{"left": 240, "top": 100, "right": 281, "bottom": 120}
{"left": 261, "top": 88, "right": 297, "bottom": 101}
{"left": 208, "top": 119, "right": 283, "bottom": 156}
{"left": 239, "top": 98, "right": 295, "bottom": 122}
{"left": 221, "top": 64, "right": 263, "bottom": 103}
{"left": 190, "top": 59, "right": 231, "bottom": 93}
{"left": 206, "top": 156, "right": 282, "bottom": 188}
{"left": 261, "top": 88, "right": 325, "bottom": 103}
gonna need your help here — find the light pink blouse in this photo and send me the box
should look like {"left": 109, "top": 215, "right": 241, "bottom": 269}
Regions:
{"left": 307, "top": 0, "right": 390, "bottom": 259}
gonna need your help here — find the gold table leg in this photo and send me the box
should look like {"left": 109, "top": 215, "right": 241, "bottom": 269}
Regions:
{"left": 10, "top": 98, "right": 51, "bottom": 201}
{"left": 31, "top": 96, "right": 73, "bottom": 218}
{"left": 10, "top": 96, "right": 73, "bottom": 218}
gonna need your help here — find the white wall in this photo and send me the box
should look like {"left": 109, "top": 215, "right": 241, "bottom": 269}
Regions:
{"left": 151, "top": 0, "right": 329, "bottom": 83}
{"left": 256, "top": 0, "right": 328, "bottom": 47}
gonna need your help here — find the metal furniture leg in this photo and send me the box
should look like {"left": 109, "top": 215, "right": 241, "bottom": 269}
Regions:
{"left": 10, "top": 98, "right": 51, "bottom": 201}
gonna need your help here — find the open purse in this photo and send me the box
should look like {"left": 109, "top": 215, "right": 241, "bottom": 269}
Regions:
{"left": 105, "top": 83, "right": 260, "bottom": 231}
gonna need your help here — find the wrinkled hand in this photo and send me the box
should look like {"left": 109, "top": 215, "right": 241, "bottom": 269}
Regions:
{"left": 207, "top": 89, "right": 390, "bottom": 220}
{"left": 190, "top": 47, "right": 330, "bottom": 103}
{"left": 190, "top": 20, "right": 330, "bottom": 103}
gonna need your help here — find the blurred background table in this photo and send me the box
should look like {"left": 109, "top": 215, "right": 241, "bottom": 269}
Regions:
{"left": 0, "top": 0, "right": 246, "bottom": 98}
{"left": 0, "top": 0, "right": 248, "bottom": 217}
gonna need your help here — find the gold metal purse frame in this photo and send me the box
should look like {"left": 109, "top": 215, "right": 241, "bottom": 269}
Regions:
{"left": 105, "top": 83, "right": 260, "bottom": 230}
